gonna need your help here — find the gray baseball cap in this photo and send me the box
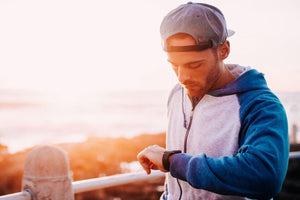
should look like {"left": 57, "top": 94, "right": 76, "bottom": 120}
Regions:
{"left": 160, "top": 2, "right": 234, "bottom": 52}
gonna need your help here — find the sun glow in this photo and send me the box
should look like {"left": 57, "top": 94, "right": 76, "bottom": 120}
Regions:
{"left": 1, "top": 0, "right": 299, "bottom": 93}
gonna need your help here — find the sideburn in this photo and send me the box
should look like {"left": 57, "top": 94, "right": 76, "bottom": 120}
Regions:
{"left": 206, "top": 47, "right": 221, "bottom": 92}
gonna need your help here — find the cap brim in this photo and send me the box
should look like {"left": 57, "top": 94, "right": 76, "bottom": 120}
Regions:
{"left": 228, "top": 29, "right": 235, "bottom": 37}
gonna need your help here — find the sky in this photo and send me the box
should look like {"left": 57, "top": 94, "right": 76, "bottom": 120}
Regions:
{"left": 0, "top": 0, "right": 299, "bottom": 93}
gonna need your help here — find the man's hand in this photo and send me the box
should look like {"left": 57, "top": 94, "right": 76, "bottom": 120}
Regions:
{"left": 137, "top": 145, "right": 167, "bottom": 174}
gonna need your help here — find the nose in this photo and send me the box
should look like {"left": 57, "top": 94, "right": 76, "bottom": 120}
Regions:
{"left": 177, "top": 66, "right": 192, "bottom": 85}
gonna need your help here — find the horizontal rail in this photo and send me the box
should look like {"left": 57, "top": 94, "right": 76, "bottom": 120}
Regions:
{"left": 0, "top": 191, "right": 32, "bottom": 200}
{"left": 73, "top": 170, "right": 165, "bottom": 194}
{"left": 288, "top": 151, "right": 300, "bottom": 159}
{"left": 0, "top": 171, "right": 164, "bottom": 200}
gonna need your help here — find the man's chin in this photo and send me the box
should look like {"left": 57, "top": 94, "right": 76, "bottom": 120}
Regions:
{"left": 186, "top": 89, "right": 204, "bottom": 100}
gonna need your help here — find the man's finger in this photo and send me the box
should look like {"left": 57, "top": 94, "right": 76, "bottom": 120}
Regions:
{"left": 137, "top": 154, "right": 152, "bottom": 174}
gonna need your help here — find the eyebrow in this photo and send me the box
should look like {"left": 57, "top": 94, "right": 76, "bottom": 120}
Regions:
{"left": 167, "top": 59, "right": 205, "bottom": 66}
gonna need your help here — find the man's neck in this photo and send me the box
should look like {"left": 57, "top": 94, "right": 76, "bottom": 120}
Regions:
{"left": 211, "top": 63, "right": 236, "bottom": 91}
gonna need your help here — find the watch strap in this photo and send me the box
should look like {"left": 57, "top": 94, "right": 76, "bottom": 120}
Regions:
{"left": 162, "top": 150, "right": 182, "bottom": 171}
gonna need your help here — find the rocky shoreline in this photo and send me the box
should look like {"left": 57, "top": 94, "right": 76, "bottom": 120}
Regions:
{"left": 0, "top": 133, "right": 166, "bottom": 199}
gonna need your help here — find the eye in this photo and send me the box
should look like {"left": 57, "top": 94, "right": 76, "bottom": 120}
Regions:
{"left": 189, "top": 62, "right": 202, "bottom": 69}
{"left": 171, "top": 63, "right": 178, "bottom": 69}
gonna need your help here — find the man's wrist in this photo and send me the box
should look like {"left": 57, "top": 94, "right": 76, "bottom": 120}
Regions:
{"left": 162, "top": 150, "right": 182, "bottom": 171}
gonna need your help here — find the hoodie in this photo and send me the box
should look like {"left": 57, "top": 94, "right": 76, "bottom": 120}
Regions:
{"left": 162, "top": 65, "right": 289, "bottom": 200}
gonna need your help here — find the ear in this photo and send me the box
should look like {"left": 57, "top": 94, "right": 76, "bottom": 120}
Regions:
{"left": 218, "top": 41, "right": 230, "bottom": 60}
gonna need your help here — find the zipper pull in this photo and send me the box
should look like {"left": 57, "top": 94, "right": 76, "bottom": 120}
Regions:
{"left": 190, "top": 109, "right": 194, "bottom": 120}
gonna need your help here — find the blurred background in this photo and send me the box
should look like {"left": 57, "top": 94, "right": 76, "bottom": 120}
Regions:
{"left": 0, "top": 0, "right": 299, "bottom": 199}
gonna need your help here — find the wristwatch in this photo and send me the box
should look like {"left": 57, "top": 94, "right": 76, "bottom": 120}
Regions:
{"left": 162, "top": 150, "right": 182, "bottom": 171}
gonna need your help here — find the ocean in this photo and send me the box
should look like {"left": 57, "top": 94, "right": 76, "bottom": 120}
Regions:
{"left": 0, "top": 89, "right": 299, "bottom": 153}
{"left": 0, "top": 89, "right": 169, "bottom": 153}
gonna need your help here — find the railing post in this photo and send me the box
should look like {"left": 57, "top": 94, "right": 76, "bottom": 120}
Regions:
{"left": 291, "top": 123, "right": 298, "bottom": 144}
{"left": 21, "top": 145, "right": 74, "bottom": 200}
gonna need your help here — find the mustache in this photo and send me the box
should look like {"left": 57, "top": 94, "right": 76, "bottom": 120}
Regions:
{"left": 180, "top": 81, "right": 198, "bottom": 86}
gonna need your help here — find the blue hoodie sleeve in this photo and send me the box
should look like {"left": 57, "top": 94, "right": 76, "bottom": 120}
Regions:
{"left": 169, "top": 91, "right": 289, "bottom": 199}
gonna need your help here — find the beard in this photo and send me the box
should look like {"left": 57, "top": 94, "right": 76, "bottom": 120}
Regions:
{"left": 186, "top": 57, "right": 220, "bottom": 101}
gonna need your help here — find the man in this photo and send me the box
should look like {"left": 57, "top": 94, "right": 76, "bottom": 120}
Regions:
{"left": 137, "top": 2, "right": 289, "bottom": 200}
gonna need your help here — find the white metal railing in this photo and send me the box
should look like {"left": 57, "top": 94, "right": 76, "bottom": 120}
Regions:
{"left": 73, "top": 170, "right": 164, "bottom": 194}
{"left": 0, "top": 191, "right": 32, "bottom": 200}
{"left": 0, "top": 171, "right": 164, "bottom": 200}
{"left": 0, "top": 151, "right": 300, "bottom": 200}
{"left": 288, "top": 151, "right": 300, "bottom": 159}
